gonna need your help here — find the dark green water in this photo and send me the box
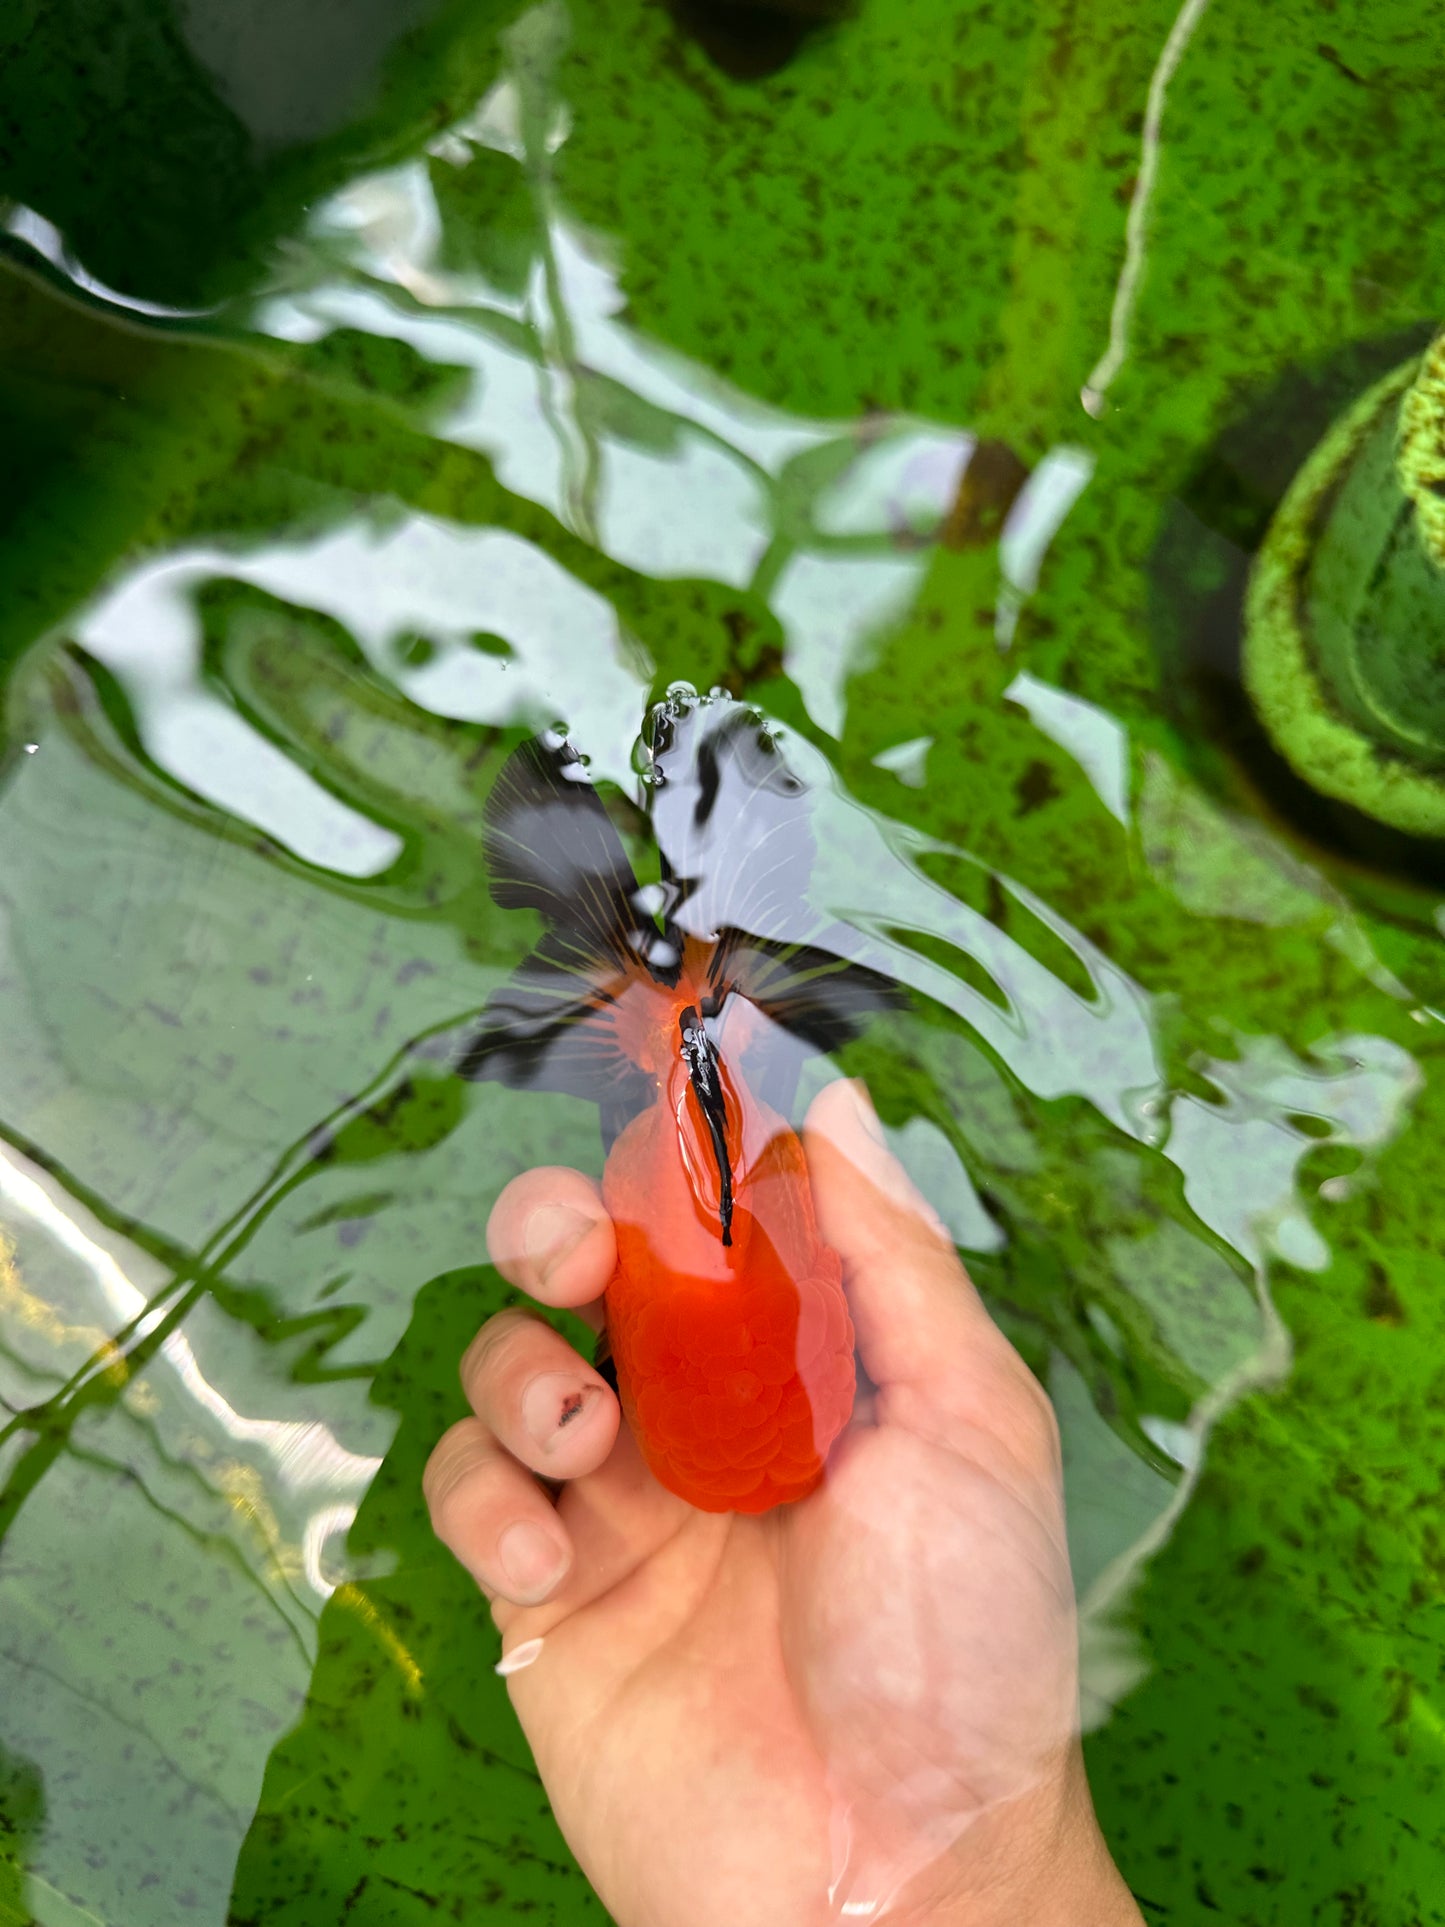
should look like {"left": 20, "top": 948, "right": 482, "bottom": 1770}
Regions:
{"left": 2, "top": 2, "right": 1445, "bottom": 1922}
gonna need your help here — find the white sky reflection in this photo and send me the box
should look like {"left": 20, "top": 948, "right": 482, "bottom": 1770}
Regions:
{"left": 0, "top": 1138, "right": 380, "bottom": 1608}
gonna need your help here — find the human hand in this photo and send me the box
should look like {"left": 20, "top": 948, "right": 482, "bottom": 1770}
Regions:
{"left": 424, "top": 1079, "right": 1142, "bottom": 1927}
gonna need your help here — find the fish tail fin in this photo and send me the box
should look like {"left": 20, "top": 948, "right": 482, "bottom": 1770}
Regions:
{"left": 646, "top": 691, "right": 813, "bottom": 944}
{"left": 710, "top": 930, "right": 904, "bottom": 1050}
{"left": 456, "top": 733, "right": 659, "bottom": 1125}
{"left": 480, "top": 732, "right": 641, "bottom": 969}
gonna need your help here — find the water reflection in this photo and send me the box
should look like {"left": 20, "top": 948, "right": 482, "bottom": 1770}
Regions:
{"left": 0, "top": 1139, "right": 388, "bottom": 1926}
{"left": 1166, "top": 1031, "right": 1418, "bottom": 1271}
{"left": 75, "top": 514, "right": 651, "bottom": 830}
{"left": 0, "top": 1139, "right": 380, "bottom": 1607}
{"left": 246, "top": 39, "right": 975, "bottom": 745}
{"left": 1, "top": 203, "right": 219, "bottom": 319}
{"left": 1005, "top": 671, "right": 1130, "bottom": 826}
{"left": 1080, "top": 0, "right": 1215, "bottom": 416}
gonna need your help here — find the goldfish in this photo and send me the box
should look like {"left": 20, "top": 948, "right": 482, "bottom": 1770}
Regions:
{"left": 458, "top": 691, "right": 894, "bottom": 1514}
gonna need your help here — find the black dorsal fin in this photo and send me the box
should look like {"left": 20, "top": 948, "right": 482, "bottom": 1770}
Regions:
{"left": 679, "top": 1004, "right": 734, "bottom": 1246}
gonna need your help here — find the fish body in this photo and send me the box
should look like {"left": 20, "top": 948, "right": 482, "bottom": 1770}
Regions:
{"left": 460, "top": 694, "right": 891, "bottom": 1513}
{"left": 601, "top": 962, "right": 855, "bottom": 1512}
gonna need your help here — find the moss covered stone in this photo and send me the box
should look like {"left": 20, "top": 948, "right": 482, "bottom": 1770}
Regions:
{"left": 1245, "top": 333, "right": 1445, "bottom": 837}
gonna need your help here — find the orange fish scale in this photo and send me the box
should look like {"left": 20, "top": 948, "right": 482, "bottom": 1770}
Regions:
{"left": 598, "top": 1006, "right": 858, "bottom": 1514}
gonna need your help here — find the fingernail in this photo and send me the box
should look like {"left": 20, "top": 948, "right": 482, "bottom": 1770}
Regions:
{"left": 495, "top": 1635, "right": 545, "bottom": 1678}
{"left": 524, "top": 1204, "right": 594, "bottom": 1285}
{"left": 522, "top": 1373, "right": 601, "bottom": 1453}
{"left": 496, "top": 1521, "right": 570, "bottom": 1602}
{"left": 846, "top": 1079, "right": 886, "bottom": 1146}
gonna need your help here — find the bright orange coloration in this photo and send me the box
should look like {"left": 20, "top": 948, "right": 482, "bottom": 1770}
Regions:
{"left": 600, "top": 963, "right": 856, "bottom": 1514}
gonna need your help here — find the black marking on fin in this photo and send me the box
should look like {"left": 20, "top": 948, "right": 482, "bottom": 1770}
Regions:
{"left": 679, "top": 1004, "right": 734, "bottom": 1246}
{"left": 482, "top": 734, "right": 644, "bottom": 977}
{"left": 463, "top": 717, "right": 903, "bottom": 1148}
{"left": 454, "top": 938, "right": 653, "bottom": 1118}
{"left": 457, "top": 734, "right": 661, "bottom": 1134}
{"left": 648, "top": 697, "right": 814, "bottom": 945}
{"left": 711, "top": 932, "right": 904, "bottom": 1053}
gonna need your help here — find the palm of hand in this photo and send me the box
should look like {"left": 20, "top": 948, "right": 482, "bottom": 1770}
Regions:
{"left": 515, "top": 1420, "right": 1072, "bottom": 1927}
{"left": 427, "top": 1083, "right": 1085, "bottom": 1927}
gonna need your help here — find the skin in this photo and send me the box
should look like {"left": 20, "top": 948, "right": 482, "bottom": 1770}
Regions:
{"left": 424, "top": 1079, "right": 1144, "bottom": 1927}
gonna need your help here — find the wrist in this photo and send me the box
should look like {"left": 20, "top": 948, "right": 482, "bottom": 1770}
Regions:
{"left": 896, "top": 1752, "right": 1143, "bottom": 1927}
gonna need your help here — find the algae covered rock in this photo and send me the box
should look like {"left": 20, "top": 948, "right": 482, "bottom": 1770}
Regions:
{"left": 1245, "top": 331, "right": 1445, "bottom": 840}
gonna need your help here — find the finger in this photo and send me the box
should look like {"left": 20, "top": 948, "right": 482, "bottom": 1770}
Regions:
{"left": 803, "top": 1080, "right": 1057, "bottom": 1466}
{"left": 460, "top": 1309, "right": 619, "bottom": 1482}
{"left": 486, "top": 1166, "right": 616, "bottom": 1320}
{"left": 424, "top": 1416, "right": 574, "bottom": 1606}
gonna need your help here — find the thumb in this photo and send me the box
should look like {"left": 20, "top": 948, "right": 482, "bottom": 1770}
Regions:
{"left": 802, "top": 1081, "right": 1051, "bottom": 1452}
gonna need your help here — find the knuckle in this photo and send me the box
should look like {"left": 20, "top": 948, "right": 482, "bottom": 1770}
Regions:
{"left": 459, "top": 1310, "right": 546, "bottom": 1398}
{"left": 422, "top": 1423, "right": 493, "bottom": 1531}
{"left": 430, "top": 1466, "right": 486, "bottom": 1544}
{"left": 1014, "top": 1372, "right": 1063, "bottom": 1470}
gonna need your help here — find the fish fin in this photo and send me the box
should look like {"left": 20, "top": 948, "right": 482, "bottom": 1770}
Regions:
{"left": 647, "top": 694, "right": 817, "bottom": 944}
{"left": 483, "top": 732, "right": 646, "bottom": 974}
{"left": 599, "top": 1085, "right": 651, "bottom": 1153}
{"left": 466, "top": 732, "right": 664, "bottom": 1115}
{"left": 455, "top": 933, "right": 656, "bottom": 1111}
{"left": 709, "top": 931, "right": 905, "bottom": 1054}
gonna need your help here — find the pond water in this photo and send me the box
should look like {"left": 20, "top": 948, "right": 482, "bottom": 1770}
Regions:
{"left": 2, "top": 2, "right": 1445, "bottom": 1922}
